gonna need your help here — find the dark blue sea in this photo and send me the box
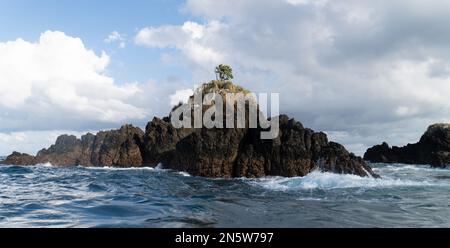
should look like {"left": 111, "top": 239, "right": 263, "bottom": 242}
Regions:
{"left": 1, "top": 157, "right": 450, "bottom": 227}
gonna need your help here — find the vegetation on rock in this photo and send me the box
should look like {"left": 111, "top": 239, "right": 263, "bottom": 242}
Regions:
{"left": 215, "top": 64, "right": 234, "bottom": 81}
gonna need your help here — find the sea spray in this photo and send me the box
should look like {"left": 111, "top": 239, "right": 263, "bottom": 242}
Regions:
{"left": 247, "top": 170, "right": 444, "bottom": 191}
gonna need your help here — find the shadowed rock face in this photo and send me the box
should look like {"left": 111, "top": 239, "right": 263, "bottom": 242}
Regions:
{"left": 1, "top": 81, "right": 379, "bottom": 178}
{"left": 364, "top": 124, "right": 450, "bottom": 167}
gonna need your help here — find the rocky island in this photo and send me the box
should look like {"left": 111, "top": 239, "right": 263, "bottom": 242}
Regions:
{"left": 364, "top": 124, "right": 450, "bottom": 167}
{"left": 1, "top": 80, "right": 379, "bottom": 178}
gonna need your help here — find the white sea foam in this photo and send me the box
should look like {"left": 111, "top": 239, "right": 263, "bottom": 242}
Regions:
{"left": 23, "top": 162, "right": 54, "bottom": 168}
{"left": 177, "top": 171, "right": 191, "bottom": 177}
{"left": 247, "top": 170, "right": 444, "bottom": 191}
{"left": 38, "top": 162, "right": 54, "bottom": 168}
{"left": 375, "top": 164, "right": 450, "bottom": 173}
{"left": 83, "top": 166, "right": 155, "bottom": 171}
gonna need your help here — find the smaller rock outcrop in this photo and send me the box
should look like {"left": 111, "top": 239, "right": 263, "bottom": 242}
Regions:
{"left": 0, "top": 125, "right": 144, "bottom": 167}
{"left": 364, "top": 124, "right": 450, "bottom": 167}
{"left": 1, "top": 152, "right": 36, "bottom": 166}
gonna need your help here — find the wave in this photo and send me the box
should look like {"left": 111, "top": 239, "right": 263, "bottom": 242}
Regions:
{"left": 82, "top": 164, "right": 190, "bottom": 176}
{"left": 0, "top": 162, "right": 54, "bottom": 168}
{"left": 37, "top": 162, "right": 54, "bottom": 167}
{"left": 82, "top": 166, "right": 156, "bottom": 171}
{"left": 0, "top": 165, "right": 34, "bottom": 174}
{"left": 374, "top": 164, "right": 450, "bottom": 173}
{"left": 246, "top": 170, "right": 444, "bottom": 191}
{"left": 4, "top": 162, "right": 449, "bottom": 191}
{"left": 177, "top": 171, "right": 191, "bottom": 177}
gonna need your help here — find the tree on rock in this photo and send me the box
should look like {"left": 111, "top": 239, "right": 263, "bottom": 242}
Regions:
{"left": 215, "top": 64, "right": 234, "bottom": 81}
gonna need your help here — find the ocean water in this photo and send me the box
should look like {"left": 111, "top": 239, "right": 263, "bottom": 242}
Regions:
{"left": 1, "top": 159, "right": 450, "bottom": 227}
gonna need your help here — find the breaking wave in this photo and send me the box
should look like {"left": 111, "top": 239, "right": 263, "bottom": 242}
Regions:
{"left": 247, "top": 170, "right": 446, "bottom": 191}
{"left": 374, "top": 164, "right": 450, "bottom": 173}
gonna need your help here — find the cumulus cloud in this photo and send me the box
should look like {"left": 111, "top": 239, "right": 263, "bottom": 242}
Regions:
{"left": 136, "top": 21, "right": 226, "bottom": 79}
{"left": 0, "top": 31, "right": 146, "bottom": 132}
{"left": 135, "top": 0, "right": 450, "bottom": 155}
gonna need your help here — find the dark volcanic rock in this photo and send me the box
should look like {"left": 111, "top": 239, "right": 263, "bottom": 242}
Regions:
{"left": 1, "top": 152, "right": 37, "bottom": 166}
{"left": 142, "top": 117, "right": 193, "bottom": 167}
{"left": 35, "top": 135, "right": 83, "bottom": 166}
{"left": 142, "top": 81, "right": 379, "bottom": 178}
{"left": 144, "top": 114, "right": 379, "bottom": 178}
{"left": 1, "top": 125, "right": 144, "bottom": 167}
{"left": 364, "top": 124, "right": 450, "bottom": 167}
{"left": 87, "top": 125, "right": 144, "bottom": 167}
{"left": 1, "top": 81, "right": 379, "bottom": 178}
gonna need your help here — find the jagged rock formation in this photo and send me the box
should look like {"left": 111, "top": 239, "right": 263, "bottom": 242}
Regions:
{"left": 1, "top": 125, "right": 144, "bottom": 167}
{"left": 145, "top": 114, "right": 378, "bottom": 178}
{"left": 364, "top": 124, "right": 450, "bottom": 167}
{"left": 1, "top": 81, "right": 379, "bottom": 178}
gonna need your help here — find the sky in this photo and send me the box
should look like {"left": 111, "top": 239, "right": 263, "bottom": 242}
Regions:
{"left": 1, "top": 0, "right": 450, "bottom": 156}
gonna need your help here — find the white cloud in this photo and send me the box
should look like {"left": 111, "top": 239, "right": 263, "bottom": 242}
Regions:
{"left": 105, "top": 31, "right": 126, "bottom": 48}
{"left": 170, "top": 88, "right": 194, "bottom": 106}
{"left": 0, "top": 31, "right": 146, "bottom": 132}
{"left": 135, "top": 0, "right": 450, "bottom": 155}
{"left": 285, "top": 0, "right": 328, "bottom": 7}
{"left": 136, "top": 21, "right": 226, "bottom": 76}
